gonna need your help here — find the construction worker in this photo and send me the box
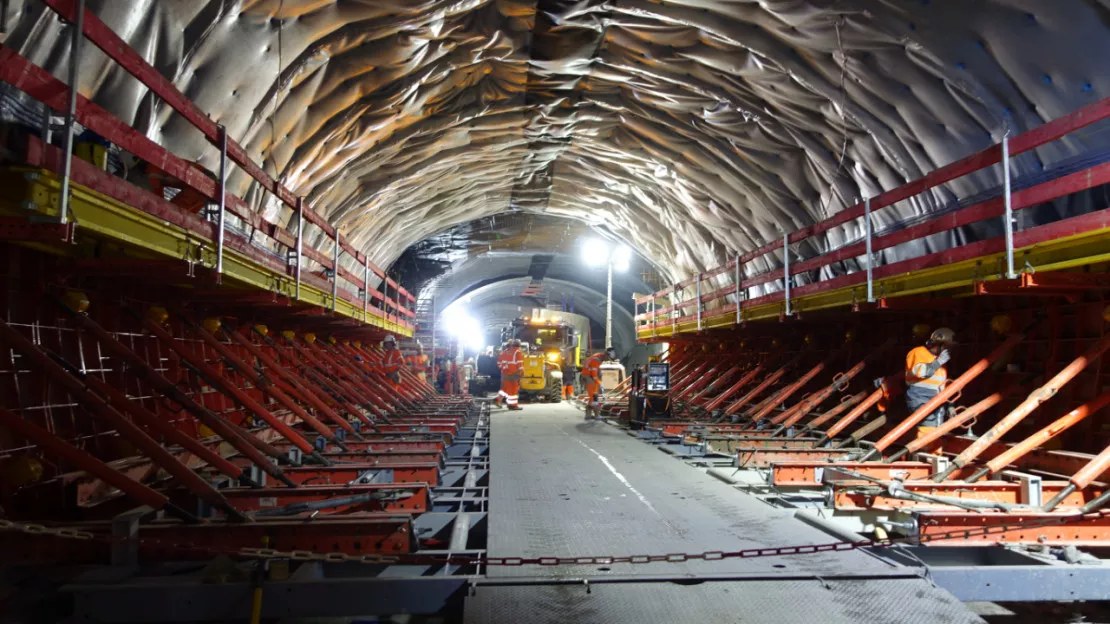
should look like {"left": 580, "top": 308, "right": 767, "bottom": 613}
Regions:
{"left": 406, "top": 344, "right": 429, "bottom": 382}
{"left": 496, "top": 340, "right": 524, "bottom": 410}
{"left": 380, "top": 334, "right": 405, "bottom": 390}
{"left": 905, "top": 327, "right": 955, "bottom": 438}
{"left": 582, "top": 347, "right": 618, "bottom": 419}
{"left": 561, "top": 358, "right": 577, "bottom": 401}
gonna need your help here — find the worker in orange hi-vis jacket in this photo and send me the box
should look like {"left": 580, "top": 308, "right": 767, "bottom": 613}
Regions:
{"left": 905, "top": 327, "right": 956, "bottom": 439}
{"left": 405, "top": 344, "right": 429, "bottom": 382}
{"left": 582, "top": 346, "right": 617, "bottom": 419}
{"left": 380, "top": 335, "right": 405, "bottom": 391}
{"left": 495, "top": 340, "right": 524, "bottom": 410}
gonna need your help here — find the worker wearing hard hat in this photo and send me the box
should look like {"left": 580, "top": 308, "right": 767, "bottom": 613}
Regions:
{"left": 406, "top": 344, "right": 429, "bottom": 382}
{"left": 905, "top": 327, "right": 955, "bottom": 437}
{"left": 582, "top": 347, "right": 618, "bottom": 419}
{"left": 380, "top": 335, "right": 405, "bottom": 390}
{"left": 496, "top": 339, "right": 524, "bottom": 410}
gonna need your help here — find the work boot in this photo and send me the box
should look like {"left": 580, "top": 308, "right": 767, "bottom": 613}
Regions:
{"left": 508, "top": 405, "right": 523, "bottom": 411}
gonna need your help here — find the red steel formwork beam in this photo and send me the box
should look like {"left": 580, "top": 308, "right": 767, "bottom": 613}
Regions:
{"left": 862, "top": 328, "right": 1032, "bottom": 460}
{"left": 772, "top": 339, "right": 896, "bottom": 434}
{"left": 258, "top": 332, "right": 384, "bottom": 427}
{"left": 0, "top": 319, "right": 247, "bottom": 520}
{"left": 796, "top": 391, "right": 867, "bottom": 434}
{"left": 813, "top": 384, "right": 888, "bottom": 445}
{"left": 936, "top": 333, "right": 1110, "bottom": 481}
{"left": 206, "top": 483, "right": 430, "bottom": 517}
{"left": 134, "top": 310, "right": 320, "bottom": 460}
{"left": 770, "top": 461, "right": 934, "bottom": 487}
{"left": 915, "top": 511, "right": 1110, "bottom": 547}
{"left": 0, "top": 406, "right": 198, "bottom": 522}
{"left": 969, "top": 387, "right": 1110, "bottom": 481}
{"left": 273, "top": 439, "right": 446, "bottom": 454}
{"left": 278, "top": 463, "right": 441, "bottom": 487}
{"left": 724, "top": 354, "right": 804, "bottom": 416}
{"left": 288, "top": 337, "right": 396, "bottom": 420}
{"left": 746, "top": 349, "right": 851, "bottom": 425}
{"left": 180, "top": 316, "right": 346, "bottom": 447}
{"left": 227, "top": 327, "right": 365, "bottom": 435}
{"left": 885, "top": 378, "right": 1034, "bottom": 462}
{"left": 59, "top": 307, "right": 296, "bottom": 486}
{"left": 82, "top": 376, "right": 245, "bottom": 485}
{"left": 686, "top": 364, "right": 745, "bottom": 405}
{"left": 831, "top": 480, "right": 1102, "bottom": 511}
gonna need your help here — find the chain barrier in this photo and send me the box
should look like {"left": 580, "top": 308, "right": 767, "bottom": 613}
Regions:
{"left": 3, "top": 509, "right": 1107, "bottom": 567}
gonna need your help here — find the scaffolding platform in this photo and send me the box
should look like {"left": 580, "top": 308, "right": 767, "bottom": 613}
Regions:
{"left": 466, "top": 404, "right": 979, "bottom": 624}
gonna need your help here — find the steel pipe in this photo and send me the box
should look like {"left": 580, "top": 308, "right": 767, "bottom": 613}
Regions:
{"left": 936, "top": 332, "right": 1110, "bottom": 481}
{"left": 57, "top": 0, "right": 84, "bottom": 226}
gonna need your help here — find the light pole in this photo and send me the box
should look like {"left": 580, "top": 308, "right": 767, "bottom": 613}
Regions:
{"left": 582, "top": 239, "right": 631, "bottom": 349}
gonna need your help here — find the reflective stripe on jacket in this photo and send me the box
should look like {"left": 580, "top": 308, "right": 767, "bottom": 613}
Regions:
{"left": 905, "top": 346, "right": 946, "bottom": 389}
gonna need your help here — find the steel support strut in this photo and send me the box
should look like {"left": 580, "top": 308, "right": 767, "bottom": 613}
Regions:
{"left": 215, "top": 125, "right": 228, "bottom": 274}
{"left": 57, "top": 305, "right": 295, "bottom": 486}
{"left": 0, "top": 320, "right": 246, "bottom": 519}
{"left": 937, "top": 333, "right": 1110, "bottom": 481}
{"left": 57, "top": 0, "right": 83, "bottom": 226}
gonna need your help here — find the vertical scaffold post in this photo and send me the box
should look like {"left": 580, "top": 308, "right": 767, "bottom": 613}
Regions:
{"left": 865, "top": 197, "right": 874, "bottom": 302}
{"left": 1003, "top": 134, "right": 1017, "bottom": 279}
{"left": 695, "top": 273, "right": 703, "bottom": 332}
{"left": 734, "top": 254, "right": 742, "bottom": 326}
{"left": 783, "top": 233, "right": 792, "bottom": 317}
{"left": 331, "top": 231, "right": 340, "bottom": 311}
{"left": 671, "top": 283, "right": 678, "bottom": 336}
{"left": 215, "top": 125, "right": 228, "bottom": 275}
{"left": 294, "top": 197, "right": 303, "bottom": 300}
{"left": 650, "top": 295, "right": 656, "bottom": 338}
{"left": 362, "top": 259, "right": 370, "bottom": 323}
{"left": 58, "top": 0, "right": 84, "bottom": 226}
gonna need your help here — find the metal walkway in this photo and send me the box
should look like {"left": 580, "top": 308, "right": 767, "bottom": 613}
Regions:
{"left": 466, "top": 403, "right": 980, "bottom": 623}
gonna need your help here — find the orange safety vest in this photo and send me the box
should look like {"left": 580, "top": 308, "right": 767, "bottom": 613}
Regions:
{"left": 406, "top": 353, "right": 428, "bottom": 371}
{"left": 381, "top": 348, "right": 404, "bottom": 374}
{"left": 582, "top": 353, "right": 604, "bottom": 380}
{"left": 498, "top": 348, "right": 523, "bottom": 376}
{"left": 905, "top": 346, "right": 946, "bottom": 390}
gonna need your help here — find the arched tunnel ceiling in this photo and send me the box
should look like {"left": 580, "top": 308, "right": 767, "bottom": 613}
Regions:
{"left": 7, "top": 1, "right": 1110, "bottom": 281}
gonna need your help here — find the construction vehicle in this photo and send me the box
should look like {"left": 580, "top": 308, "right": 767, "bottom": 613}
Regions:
{"left": 502, "top": 312, "right": 584, "bottom": 402}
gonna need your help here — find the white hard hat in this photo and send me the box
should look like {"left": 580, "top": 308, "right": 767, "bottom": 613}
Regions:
{"left": 383, "top": 335, "right": 396, "bottom": 344}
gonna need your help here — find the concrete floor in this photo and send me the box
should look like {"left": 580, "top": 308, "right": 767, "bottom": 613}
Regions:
{"left": 465, "top": 402, "right": 982, "bottom": 623}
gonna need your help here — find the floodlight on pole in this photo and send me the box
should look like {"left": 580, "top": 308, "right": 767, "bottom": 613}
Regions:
{"left": 580, "top": 238, "right": 633, "bottom": 349}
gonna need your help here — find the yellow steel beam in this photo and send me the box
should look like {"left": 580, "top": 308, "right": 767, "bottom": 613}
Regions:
{"left": 638, "top": 225, "right": 1110, "bottom": 340}
{"left": 0, "top": 167, "right": 410, "bottom": 336}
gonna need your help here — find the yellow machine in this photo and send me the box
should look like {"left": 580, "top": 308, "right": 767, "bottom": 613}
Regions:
{"left": 503, "top": 314, "right": 579, "bottom": 402}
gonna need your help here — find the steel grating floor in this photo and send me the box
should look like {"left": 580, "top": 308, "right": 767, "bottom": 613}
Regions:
{"left": 465, "top": 403, "right": 981, "bottom": 623}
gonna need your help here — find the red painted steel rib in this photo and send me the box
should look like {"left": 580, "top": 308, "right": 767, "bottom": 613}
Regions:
{"left": 797, "top": 391, "right": 867, "bottom": 433}
{"left": 772, "top": 339, "right": 895, "bottom": 432}
{"left": 256, "top": 333, "right": 382, "bottom": 427}
{"left": 748, "top": 350, "right": 849, "bottom": 425}
{"left": 974, "top": 386, "right": 1110, "bottom": 481}
{"left": 702, "top": 363, "right": 767, "bottom": 412}
{"left": 937, "top": 333, "right": 1110, "bottom": 480}
{"left": 687, "top": 364, "right": 743, "bottom": 405}
{"left": 886, "top": 378, "right": 1033, "bottom": 462}
{"left": 227, "top": 328, "right": 364, "bottom": 435}
{"left": 0, "top": 406, "right": 198, "bottom": 522}
{"left": 724, "top": 354, "right": 805, "bottom": 416}
{"left": 866, "top": 329, "right": 1031, "bottom": 459}
{"left": 61, "top": 309, "right": 294, "bottom": 486}
{"left": 0, "top": 320, "right": 246, "bottom": 519}
{"left": 303, "top": 340, "right": 400, "bottom": 414}
{"left": 136, "top": 314, "right": 316, "bottom": 456}
{"left": 83, "top": 376, "right": 245, "bottom": 484}
{"left": 182, "top": 319, "right": 343, "bottom": 445}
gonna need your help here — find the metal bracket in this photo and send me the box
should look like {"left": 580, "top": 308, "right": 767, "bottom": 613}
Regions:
{"left": 1001, "top": 470, "right": 1043, "bottom": 507}
{"left": 913, "top": 452, "right": 949, "bottom": 476}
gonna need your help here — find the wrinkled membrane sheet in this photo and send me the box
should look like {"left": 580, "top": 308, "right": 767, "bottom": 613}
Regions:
{"left": 6, "top": 0, "right": 1109, "bottom": 291}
